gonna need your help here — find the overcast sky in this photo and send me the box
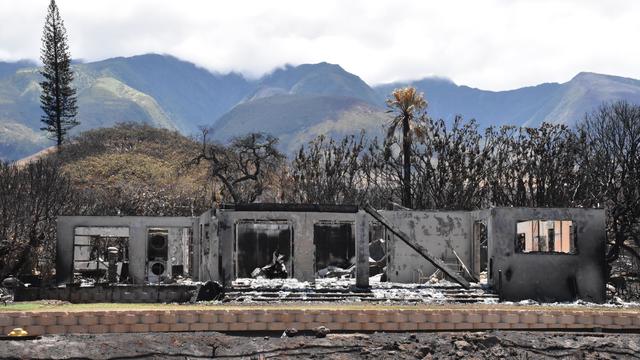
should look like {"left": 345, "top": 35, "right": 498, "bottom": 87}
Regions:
{"left": 1, "top": 0, "right": 638, "bottom": 90}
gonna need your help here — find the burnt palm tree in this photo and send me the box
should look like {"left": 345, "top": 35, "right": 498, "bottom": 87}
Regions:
{"left": 386, "top": 87, "right": 427, "bottom": 208}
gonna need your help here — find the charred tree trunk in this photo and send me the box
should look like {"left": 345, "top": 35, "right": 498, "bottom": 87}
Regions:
{"left": 402, "top": 116, "right": 412, "bottom": 209}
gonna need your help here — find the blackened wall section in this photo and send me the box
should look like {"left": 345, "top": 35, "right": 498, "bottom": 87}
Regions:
{"left": 487, "top": 208, "right": 606, "bottom": 303}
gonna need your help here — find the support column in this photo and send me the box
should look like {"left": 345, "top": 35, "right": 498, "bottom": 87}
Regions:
{"left": 129, "top": 221, "right": 147, "bottom": 284}
{"left": 55, "top": 217, "right": 75, "bottom": 285}
{"left": 355, "top": 211, "right": 370, "bottom": 289}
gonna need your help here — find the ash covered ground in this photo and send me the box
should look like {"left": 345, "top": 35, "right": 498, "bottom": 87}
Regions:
{"left": 228, "top": 277, "right": 491, "bottom": 303}
{"left": 2, "top": 330, "right": 640, "bottom": 359}
{"left": 225, "top": 278, "right": 640, "bottom": 308}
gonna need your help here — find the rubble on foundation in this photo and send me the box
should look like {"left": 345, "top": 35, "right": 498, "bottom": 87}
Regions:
{"left": 226, "top": 277, "right": 497, "bottom": 304}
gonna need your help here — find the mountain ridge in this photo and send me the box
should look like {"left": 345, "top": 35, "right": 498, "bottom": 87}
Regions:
{"left": 2, "top": 53, "right": 640, "bottom": 161}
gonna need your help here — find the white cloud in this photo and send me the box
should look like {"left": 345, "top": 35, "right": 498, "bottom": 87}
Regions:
{"left": 0, "top": 0, "right": 638, "bottom": 90}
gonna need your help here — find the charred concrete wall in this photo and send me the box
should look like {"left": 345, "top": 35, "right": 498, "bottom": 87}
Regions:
{"left": 56, "top": 207, "right": 606, "bottom": 303}
{"left": 194, "top": 210, "right": 218, "bottom": 282}
{"left": 487, "top": 208, "right": 606, "bottom": 303}
{"left": 380, "top": 210, "right": 474, "bottom": 283}
{"left": 207, "top": 209, "right": 368, "bottom": 286}
{"left": 56, "top": 216, "right": 195, "bottom": 285}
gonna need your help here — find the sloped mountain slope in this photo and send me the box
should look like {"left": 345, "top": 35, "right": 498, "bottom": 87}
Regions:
{"left": 376, "top": 72, "right": 640, "bottom": 128}
{"left": 0, "top": 60, "right": 37, "bottom": 80}
{"left": 539, "top": 72, "right": 640, "bottom": 125}
{"left": 247, "top": 62, "right": 381, "bottom": 105}
{"left": 2, "top": 52, "right": 640, "bottom": 161}
{"left": 212, "top": 62, "right": 389, "bottom": 152}
{"left": 84, "top": 54, "right": 254, "bottom": 133}
{"left": 0, "top": 54, "right": 255, "bottom": 160}
{"left": 212, "top": 94, "right": 389, "bottom": 153}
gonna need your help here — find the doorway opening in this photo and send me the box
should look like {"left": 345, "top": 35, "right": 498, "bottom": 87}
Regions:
{"left": 313, "top": 221, "right": 355, "bottom": 278}
{"left": 235, "top": 220, "right": 293, "bottom": 279}
{"left": 473, "top": 220, "right": 488, "bottom": 284}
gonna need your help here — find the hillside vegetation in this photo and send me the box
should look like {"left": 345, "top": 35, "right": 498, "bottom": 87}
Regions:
{"left": 57, "top": 123, "right": 213, "bottom": 216}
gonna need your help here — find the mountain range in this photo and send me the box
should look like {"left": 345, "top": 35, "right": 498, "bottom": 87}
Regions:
{"left": 1, "top": 53, "right": 640, "bottom": 160}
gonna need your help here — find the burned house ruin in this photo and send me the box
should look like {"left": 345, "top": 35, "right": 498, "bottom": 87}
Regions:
{"left": 56, "top": 216, "right": 194, "bottom": 286}
{"left": 54, "top": 205, "right": 607, "bottom": 303}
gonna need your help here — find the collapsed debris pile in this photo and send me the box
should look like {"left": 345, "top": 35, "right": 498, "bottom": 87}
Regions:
{"left": 316, "top": 265, "right": 353, "bottom": 278}
{"left": 251, "top": 251, "right": 288, "bottom": 279}
{"left": 314, "top": 236, "right": 388, "bottom": 280}
{"left": 1, "top": 276, "right": 25, "bottom": 305}
{"left": 368, "top": 238, "right": 387, "bottom": 280}
{"left": 191, "top": 281, "right": 224, "bottom": 302}
{"left": 226, "top": 277, "right": 497, "bottom": 304}
{"left": 197, "top": 277, "right": 640, "bottom": 307}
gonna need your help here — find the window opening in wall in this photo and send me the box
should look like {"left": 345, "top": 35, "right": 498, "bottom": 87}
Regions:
{"left": 515, "top": 220, "right": 576, "bottom": 254}
{"left": 236, "top": 221, "right": 292, "bottom": 279}
{"left": 369, "top": 221, "right": 387, "bottom": 280}
{"left": 313, "top": 221, "right": 355, "bottom": 278}
{"left": 73, "top": 227, "right": 130, "bottom": 284}
{"left": 473, "top": 220, "right": 488, "bottom": 283}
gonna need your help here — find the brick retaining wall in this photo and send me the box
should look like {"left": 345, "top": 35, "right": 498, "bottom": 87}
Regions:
{"left": 2, "top": 308, "right": 640, "bottom": 336}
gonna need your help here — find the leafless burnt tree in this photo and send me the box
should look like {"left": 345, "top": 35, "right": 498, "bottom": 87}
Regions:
{"left": 191, "top": 130, "right": 284, "bottom": 204}
{"left": 484, "top": 122, "right": 586, "bottom": 207}
{"left": 0, "top": 158, "right": 80, "bottom": 280}
{"left": 289, "top": 132, "right": 369, "bottom": 205}
{"left": 411, "top": 116, "right": 489, "bottom": 210}
{"left": 578, "top": 101, "right": 640, "bottom": 264}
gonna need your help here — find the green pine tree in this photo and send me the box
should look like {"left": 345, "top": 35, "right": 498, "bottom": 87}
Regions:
{"left": 39, "top": 0, "right": 78, "bottom": 147}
